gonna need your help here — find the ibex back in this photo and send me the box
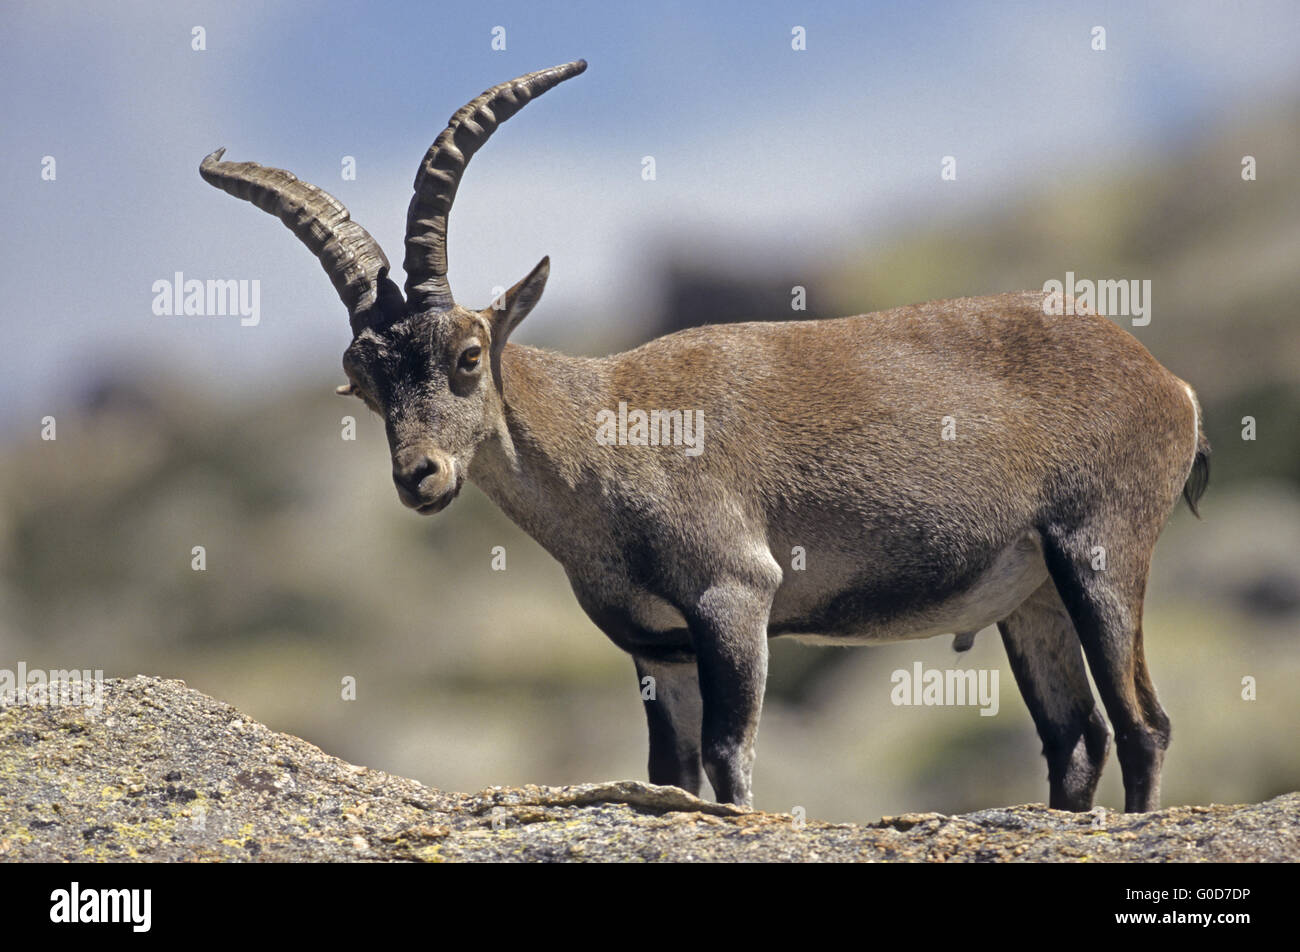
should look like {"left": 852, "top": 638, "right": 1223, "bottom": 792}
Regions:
{"left": 202, "top": 60, "right": 1209, "bottom": 813}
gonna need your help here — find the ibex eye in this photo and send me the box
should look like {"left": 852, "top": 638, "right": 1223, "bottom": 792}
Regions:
{"left": 458, "top": 346, "right": 482, "bottom": 371}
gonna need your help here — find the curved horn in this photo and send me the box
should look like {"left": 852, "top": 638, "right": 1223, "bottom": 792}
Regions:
{"left": 403, "top": 60, "right": 587, "bottom": 311}
{"left": 200, "top": 149, "right": 404, "bottom": 333}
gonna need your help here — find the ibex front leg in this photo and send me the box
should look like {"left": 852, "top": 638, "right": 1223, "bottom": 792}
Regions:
{"left": 686, "top": 583, "right": 773, "bottom": 807}
{"left": 634, "top": 656, "right": 704, "bottom": 795}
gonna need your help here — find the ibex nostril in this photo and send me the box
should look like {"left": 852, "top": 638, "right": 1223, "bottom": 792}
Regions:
{"left": 394, "top": 455, "right": 438, "bottom": 493}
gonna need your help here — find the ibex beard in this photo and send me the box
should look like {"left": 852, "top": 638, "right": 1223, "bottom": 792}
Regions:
{"left": 202, "top": 59, "right": 1209, "bottom": 814}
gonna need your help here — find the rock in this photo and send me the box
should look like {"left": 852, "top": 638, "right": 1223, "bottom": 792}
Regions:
{"left": 1, "top": 676, "right": 1296, "bottom": 862}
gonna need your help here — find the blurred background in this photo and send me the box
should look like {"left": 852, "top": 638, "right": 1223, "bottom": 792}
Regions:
{"left": 2, "top": 0, "right": 1297, "bottom": 823}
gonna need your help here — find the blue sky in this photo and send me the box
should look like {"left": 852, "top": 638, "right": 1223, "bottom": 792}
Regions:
{"left": 2, "top": 0, "right": 1297, "bottom": 432}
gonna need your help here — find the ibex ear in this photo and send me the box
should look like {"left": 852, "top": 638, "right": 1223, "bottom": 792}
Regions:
{"left": 485, "top": 256, "right": 549, "bottom": 394}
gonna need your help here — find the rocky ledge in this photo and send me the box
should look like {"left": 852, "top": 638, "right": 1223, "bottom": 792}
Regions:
{"left": 1, "top": 676, "right": 1294, "bottom": 862}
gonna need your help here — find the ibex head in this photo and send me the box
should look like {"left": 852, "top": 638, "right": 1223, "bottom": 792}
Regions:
{"left": 201, "top": 61, "right": 586, "bottom": 513}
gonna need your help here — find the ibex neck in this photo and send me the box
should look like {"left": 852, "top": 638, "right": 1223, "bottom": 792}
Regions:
{"left": 467, "top": 343, "right": 607, "bottom": 547}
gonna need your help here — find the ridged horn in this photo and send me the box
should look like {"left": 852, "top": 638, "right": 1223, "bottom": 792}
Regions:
{"left": 200, "top": 148, "right": 404, "bottom": 333}
{"left": 403, "top": 60, "right": 587, "bottom": 311}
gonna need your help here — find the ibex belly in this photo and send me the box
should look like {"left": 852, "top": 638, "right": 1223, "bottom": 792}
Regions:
{"left": 599, "top": 531, "right": 1048, "bottom": 651}
{"left": 770, "top": 531, "right": 1048, "bottom": 645}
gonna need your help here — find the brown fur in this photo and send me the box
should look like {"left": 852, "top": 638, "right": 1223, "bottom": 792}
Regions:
{"left": 441, "top": 290, "right": 1204, "bottom": 810}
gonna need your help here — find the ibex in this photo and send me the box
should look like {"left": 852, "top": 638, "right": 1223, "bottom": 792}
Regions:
{"left": 202, "top": 60, "right": 1209, "bottom": 813}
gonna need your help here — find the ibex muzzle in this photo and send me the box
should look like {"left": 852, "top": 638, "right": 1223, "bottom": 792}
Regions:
{"left": 202, "top": 60, "right": 1210, "bottom": 814}
{"left": 390, "top": 446, "right": 457, "bottom": 512}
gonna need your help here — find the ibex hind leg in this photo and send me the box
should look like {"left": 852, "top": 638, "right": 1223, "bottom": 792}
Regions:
{"left": 686, "top": 583, "right": 773, "bottom": 807}
{"left": 1039, "top": 523, "right": 1171, "bottom": 813}
{"left": 998, "top": 580, "right": 1111, "bottom": 811}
